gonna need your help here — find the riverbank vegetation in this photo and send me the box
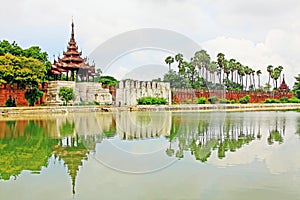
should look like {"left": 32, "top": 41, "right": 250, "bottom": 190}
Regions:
{"left": 162, "top": 50, "right": 285, "bottom": 92}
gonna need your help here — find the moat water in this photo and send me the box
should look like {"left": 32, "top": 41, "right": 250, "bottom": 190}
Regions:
{"left": 1, "top": 111, "right": 300, "bottom": 200}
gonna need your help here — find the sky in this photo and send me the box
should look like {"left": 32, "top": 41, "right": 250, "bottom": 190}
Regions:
{"left": 1, "top": 0, "right": 300, "bottom": 87}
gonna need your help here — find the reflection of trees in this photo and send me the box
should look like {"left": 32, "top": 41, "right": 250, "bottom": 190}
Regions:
{"left": 0, "top": 120, "right": 58, "bottom": 180}
{"left": 166, "top": 113, "right": 260, "bottom": 162}
{"left": 268, "top": 117, "right": 285, "bottom": 145}
{"left": 59, "top": 119, "right": 75, "bottom": 137}
{"left": 296, "top": 118, "right": 300, "bottom": 137}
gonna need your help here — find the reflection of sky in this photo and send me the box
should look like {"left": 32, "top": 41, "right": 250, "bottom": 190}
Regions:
{"left": 1, "top": 111, "right": 300, "bottom": 200}
{"left": 207, "top": 112, "right": 300, "bottom": 175}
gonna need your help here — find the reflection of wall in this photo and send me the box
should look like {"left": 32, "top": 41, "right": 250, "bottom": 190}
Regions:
{"left": 116, "top": 112, "right": 171, "bottom": 140}
{"left": 116, "top": 80, "right": 171, "bottom": 106}
{"left": 73, "top": 113, "right": 115, "bottom": 136}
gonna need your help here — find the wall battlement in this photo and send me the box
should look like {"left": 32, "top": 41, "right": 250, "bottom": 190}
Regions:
{"left": 116, "top": 80, "right": 171, "bottom": 106}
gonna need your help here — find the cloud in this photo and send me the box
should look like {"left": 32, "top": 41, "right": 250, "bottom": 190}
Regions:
{"left": 201, "top": 28, "right": 300, "bottom": 87}
{"left": 1, "top": 0, "right": 300, "bottom": 83}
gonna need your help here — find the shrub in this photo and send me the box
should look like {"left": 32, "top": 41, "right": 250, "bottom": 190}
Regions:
{"left": 196, "top": 97, "right": 207, "bottom": 104}
{"left": 208, "top": 96, "right": 218, "bottom": 104}
{"left": 288, "top": 97, "right": 300, "bottom": 103}
{"left": 230, "top": 100, "right": 237, "bottom": 104}
{"left": 239, "top": 95, "right": 250, "bottom": 104}
{"left": 219, "top": 98, "right": 230, "bottom": 104}
{"left": 280, "top": 97, "right": 289, "bottom": 103}
{"left": 264, "top": 98, "right": 280, "bottom": 103}
{"left": 5, "top": 96, "right": 16, "bottom": 107}
{"left": 137, "top": 97, "right": 168, "bottom": 105}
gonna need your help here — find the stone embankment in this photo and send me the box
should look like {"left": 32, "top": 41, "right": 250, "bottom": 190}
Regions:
{"left": 1, "top": 104, "right": 300, "bottom": 117}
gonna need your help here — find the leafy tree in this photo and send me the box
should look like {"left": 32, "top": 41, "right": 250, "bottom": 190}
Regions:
{"left": 0, "top": 54, "right": 47, "bottom": 88}
{"left": 24, "top": 88, "right": 44, "bottom": 106}
{"left": 0, "top": 40, "right": 51, "bottom": 82}
{"left": 97, "top": 75, "right": 118, "bottom": 86}
{"left": 163, "top": 70, "right": 191, "bottom": 88}
{"left": 58, "top": 87, "right": 75, "bottom": 105}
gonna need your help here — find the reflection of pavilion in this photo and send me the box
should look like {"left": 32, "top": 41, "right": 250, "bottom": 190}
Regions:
{"left": 116, "top": 112, "right": 171, "bottom": 140}
{"left": 52, "top": 136, "right": 88, "bottom": 196}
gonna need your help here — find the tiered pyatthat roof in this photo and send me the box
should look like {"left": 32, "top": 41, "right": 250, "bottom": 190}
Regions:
{"left": 278, "top": 74, "right": 289, "bottom": 91}
{"left": 50, "top": 21, "right": 99, "bottom": 81}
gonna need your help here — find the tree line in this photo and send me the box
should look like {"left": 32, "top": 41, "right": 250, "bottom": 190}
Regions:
{"left": 163, "top": 50, "right": 285, "bottom": 91}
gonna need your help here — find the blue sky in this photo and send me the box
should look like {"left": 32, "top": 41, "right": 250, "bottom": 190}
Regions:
{"left": 1, "top": 0, "right": 300, "bottom": 86}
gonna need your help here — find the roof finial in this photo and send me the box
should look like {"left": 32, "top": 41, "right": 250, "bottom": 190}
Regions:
{"left": 71, "top": 17, "right": 75, "bottom": 41}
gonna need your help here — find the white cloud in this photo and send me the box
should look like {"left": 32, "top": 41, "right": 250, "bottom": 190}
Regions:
{"left": 202, "top": 27, "right": 300, "bottom": 87}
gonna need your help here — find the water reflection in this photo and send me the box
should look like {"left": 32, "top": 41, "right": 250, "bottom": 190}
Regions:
{"left": 166, "top": 113, "right": 289, "bottom": 162}
{"left": 0, "top": 111, "right": 298, "bottom": 197}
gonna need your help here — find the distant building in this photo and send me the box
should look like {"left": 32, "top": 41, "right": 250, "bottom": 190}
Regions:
{"left": 278, "top": 74, "right": 289, "bottom": 92}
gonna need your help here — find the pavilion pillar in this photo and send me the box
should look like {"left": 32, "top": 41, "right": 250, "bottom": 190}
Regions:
{"left": 76, "top": 70, "right": 79, "bottom": 82}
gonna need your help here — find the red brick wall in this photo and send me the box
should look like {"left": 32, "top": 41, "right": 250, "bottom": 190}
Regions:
{"left": 0, "top": 84, "right": 48, "bottom": 107}
{"left": 172, "top": 89, "right": 293, "bottom": 104}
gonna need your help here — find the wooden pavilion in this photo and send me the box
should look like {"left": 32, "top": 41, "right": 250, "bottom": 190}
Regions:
{"left": 50, "top": 21, "right": 99, "bottom": 82}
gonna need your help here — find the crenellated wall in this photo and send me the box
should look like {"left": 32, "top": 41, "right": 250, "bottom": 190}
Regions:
{"left": 116, "top": 80, "right": 171, "bottom": 106}
{"left": 46, "top": 81, "right": 112, "bottom": 105}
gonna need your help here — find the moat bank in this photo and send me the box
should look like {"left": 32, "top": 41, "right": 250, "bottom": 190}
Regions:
{"left": 1, "top": 103, "right": 300, "bottom": 116}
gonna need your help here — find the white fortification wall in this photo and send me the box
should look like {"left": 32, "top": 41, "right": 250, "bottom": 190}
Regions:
{"left": 46, "top": 81, "right": 112, "bottom": 105}
{"left": 116, "top": 80, "right": 171, "bottom": 106}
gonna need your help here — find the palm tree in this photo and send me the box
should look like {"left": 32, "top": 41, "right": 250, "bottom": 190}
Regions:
{"left": 208, "top": 61, "right": 219, "bottom": 83}
{"left": 165, "top": 56, "right": 174, "bottom": 72}
{"left": 277, "top": 65, "right": 283, "bottom": 83}
{"left": 244, "top": 66, "right": 251, "bottom": 90}
{"left": 272, "top": 67, "right": 281, "bottom": 89}
{"left": 267, "top": 65, "right": 273, "bottom": 89}
{"left": 251, "top": 69, "right": 256, "bottom": 89}
{"left": 238, "top": 65, "right": 245, "bottom": 90}
{"left": 229, "top": 59, "right": 236, "bottom": 83}
{"left": 193, "top": 50, "right": 210, "bottom": 79}
{"left": 256, "top": 70, "right": 262, "bottom": 88}
{"left": 217, "top": 53, "right": 225, "bottom": 83}
{"left": 175, "top": 53, "right": 183, "bottom": 69}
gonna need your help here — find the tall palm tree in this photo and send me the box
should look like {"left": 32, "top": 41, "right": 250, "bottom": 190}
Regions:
{"left": 193, "top": 50, "right": 210, "bottom": 79}
{"left": 165, "top": 56, "right": 174, "bottom": 72}
{"left": 217, "top": 53, "right": 225, "bottom": 83}
{"left": 256, "top": 70, "right": 262, "bottom": 88}
{"left": 267, "top": 65, "right": 273, "bottom": 89}
{"left": 272, "top": 67, "right": 281, "bottom": 89}
{"left": 175, "top": 53, "right": 183, "bottom": 69}
{"left": 251, "top": 69, "right": 256, "bottom": 89}
{"left": 229, "top": 59, "right": 236, "bottom": 83}
{"left": 277, "top": 65, "right": 283, "bottom": 83}
{"left": 238, "top": 65, "right": 245, "bottom": 90}
{"left": 208, "top": 61, "right": 219, "bottom": 83}
{"left": 244, "top": 66, "right": 251, "bottom": 90}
